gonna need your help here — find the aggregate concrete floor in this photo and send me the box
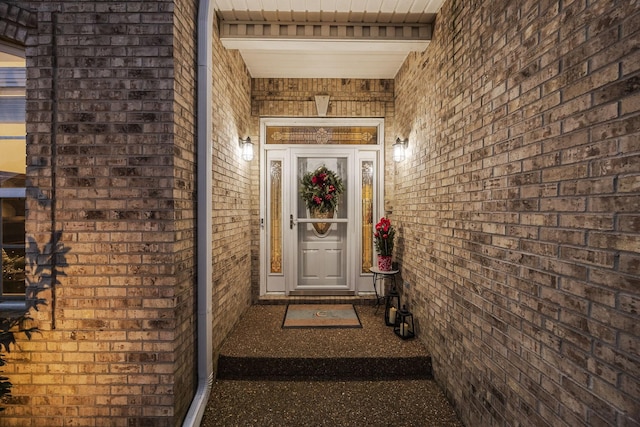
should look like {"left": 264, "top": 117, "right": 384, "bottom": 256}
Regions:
{"left": 200, "top": 304, "right": 463, "bottom": 427}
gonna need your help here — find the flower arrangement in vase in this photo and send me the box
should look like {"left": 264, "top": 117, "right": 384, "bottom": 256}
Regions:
{"left": 374, "top": 217, "right": 395, "bottom": 271}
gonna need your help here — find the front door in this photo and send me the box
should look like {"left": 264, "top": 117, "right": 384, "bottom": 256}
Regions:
{"left": 260, "top": 118, "right": 383, "bottom": 296}
{"left": 292, "top": 151, "right": 351, "bottom": 294}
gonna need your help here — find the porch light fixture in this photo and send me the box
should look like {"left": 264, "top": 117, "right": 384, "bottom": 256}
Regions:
{"left": 393, "top": 137, "right": 408, "bottom": 162}
{"left": 240, "top": 137, "right": 254, "bottom": 161}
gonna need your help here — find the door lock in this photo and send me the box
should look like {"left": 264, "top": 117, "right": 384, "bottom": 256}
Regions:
{"left": 290, "top": 214, "right": 296, "bottom": 229}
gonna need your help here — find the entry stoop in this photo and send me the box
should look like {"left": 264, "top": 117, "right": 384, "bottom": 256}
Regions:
{"left": 201, "top": 305, "right": 463, "bottom": 427}
{"left": 215, "top": 305, "right": 432, "bottom": 380}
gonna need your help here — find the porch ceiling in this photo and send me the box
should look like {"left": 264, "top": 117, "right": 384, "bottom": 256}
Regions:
{"left": 213, "top": 0, "right": 445, "bottom": 79}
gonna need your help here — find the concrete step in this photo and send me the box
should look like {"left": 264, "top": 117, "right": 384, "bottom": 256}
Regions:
{"left": 217, "top": 355, "right": 432, "bottom": 380}
{"left": 201, "top": 379, "right": 464, "bottom": 427}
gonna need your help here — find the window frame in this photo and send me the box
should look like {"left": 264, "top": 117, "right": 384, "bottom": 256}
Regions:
{"left": 0, "top": 42, "right": 27, "bottom": 303}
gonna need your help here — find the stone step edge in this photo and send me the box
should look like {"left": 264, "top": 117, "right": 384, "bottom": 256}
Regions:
{"left": 216, "top": 355, "right": 432, "bottom": 380}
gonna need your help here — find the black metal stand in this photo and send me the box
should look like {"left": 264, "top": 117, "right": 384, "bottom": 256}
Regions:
{"left": 369, "top": 267, "right": 399, "bottom": 311}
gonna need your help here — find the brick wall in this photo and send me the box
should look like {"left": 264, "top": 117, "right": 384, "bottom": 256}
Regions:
{"left": 394, "top": 1, "right": 640, "bottom": 426}
{"left": 209, "top": 14, "right": 254, "bottom": 353}
{"left": 1, "top": 1, "right": 200, "bottom": 425}
{"left": 0, "top": 2, "right": 35, "bottom": 43}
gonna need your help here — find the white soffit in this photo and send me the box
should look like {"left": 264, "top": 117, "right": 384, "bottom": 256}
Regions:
{"left": 222, "top": 39, "right": 431, "bottom": 78}
{"left": 214, "top": 0, "right": 445, "bottom": 78}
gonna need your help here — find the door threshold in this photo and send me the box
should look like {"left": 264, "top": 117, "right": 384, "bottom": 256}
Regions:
{"left": 288, "top": 290, "right": 356, "bottom": 296}
{"left": 257, "top": 294, "right": 377, "bottom": 306}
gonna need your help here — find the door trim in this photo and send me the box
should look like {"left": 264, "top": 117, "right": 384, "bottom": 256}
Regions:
{"left": 259, "top": 118, "right": 385, "bottom": 297}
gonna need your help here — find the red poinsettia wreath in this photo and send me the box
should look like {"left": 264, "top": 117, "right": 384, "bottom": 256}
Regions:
{"left": 374, "top": 217, "right": 395, "bottom": 257}
{"left": 300, "top": 166, "right": 345, "bottom": 213}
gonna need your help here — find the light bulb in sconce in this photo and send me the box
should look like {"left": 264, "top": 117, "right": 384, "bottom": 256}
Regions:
{"left": 393, "top": 137, "right": 408, "bottom": 162}
{"left": 240, "top": 137, "right": 254, "bottom": 161}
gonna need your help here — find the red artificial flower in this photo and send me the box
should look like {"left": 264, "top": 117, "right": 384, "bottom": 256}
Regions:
{"left": 377, "top": 218, "right": 391, "bottom": 232}
{"left": 373, "top": 217, "right": 395, "bottom": 256}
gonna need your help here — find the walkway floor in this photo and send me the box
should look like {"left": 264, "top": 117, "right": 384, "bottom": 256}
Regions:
{"left": 200, "top": 304, "right": 463, "bottom": 427}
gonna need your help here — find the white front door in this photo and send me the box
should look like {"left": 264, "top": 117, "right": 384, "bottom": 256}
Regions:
{"left": 260, "top": 119, "right": 383, "bottom": 296}
{"left": 292, "top": 151, "right": 351, "bottom": 294}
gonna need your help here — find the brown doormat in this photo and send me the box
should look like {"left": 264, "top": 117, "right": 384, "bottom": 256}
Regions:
{"left": 282, "top": 304, "right": 362, "bottom": 329}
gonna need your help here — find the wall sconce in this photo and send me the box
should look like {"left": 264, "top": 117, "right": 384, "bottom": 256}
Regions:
{"left": 240, "top": 137, "right": 254, "bottom": 161}
{"left": 393, "top": 137, "right": 408, "bottom": 162}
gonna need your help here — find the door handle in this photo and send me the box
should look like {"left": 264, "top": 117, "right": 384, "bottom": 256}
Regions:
{"left": 290, "top": 214, "right": 296, "bottom": 229}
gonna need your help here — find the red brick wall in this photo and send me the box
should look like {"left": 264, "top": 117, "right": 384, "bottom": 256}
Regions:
{"left": 395, "top": 1, "right": 640, "bottom": 425}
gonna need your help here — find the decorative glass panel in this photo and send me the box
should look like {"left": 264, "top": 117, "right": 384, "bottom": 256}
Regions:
{"left": 361, "top": 161, "right": 373, "bottom": 273}
{"left": 266, "top": 126, "right": 377, "bottom": 145}
{"left": 269, "top": 160, "right": 282, "bottom": 273}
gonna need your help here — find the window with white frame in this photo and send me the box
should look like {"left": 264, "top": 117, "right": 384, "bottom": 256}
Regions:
{"left": 0, "top": 43, "right": 26, "bottom": 300}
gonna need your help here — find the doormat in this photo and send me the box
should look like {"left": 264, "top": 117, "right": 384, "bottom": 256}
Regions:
{"left": 282, "top": 304, "right": 362, "bottom": 329}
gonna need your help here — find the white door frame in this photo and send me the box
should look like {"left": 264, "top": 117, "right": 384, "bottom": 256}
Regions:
{"left": 259, "top": 117, "right": 385, "bottom": 297}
